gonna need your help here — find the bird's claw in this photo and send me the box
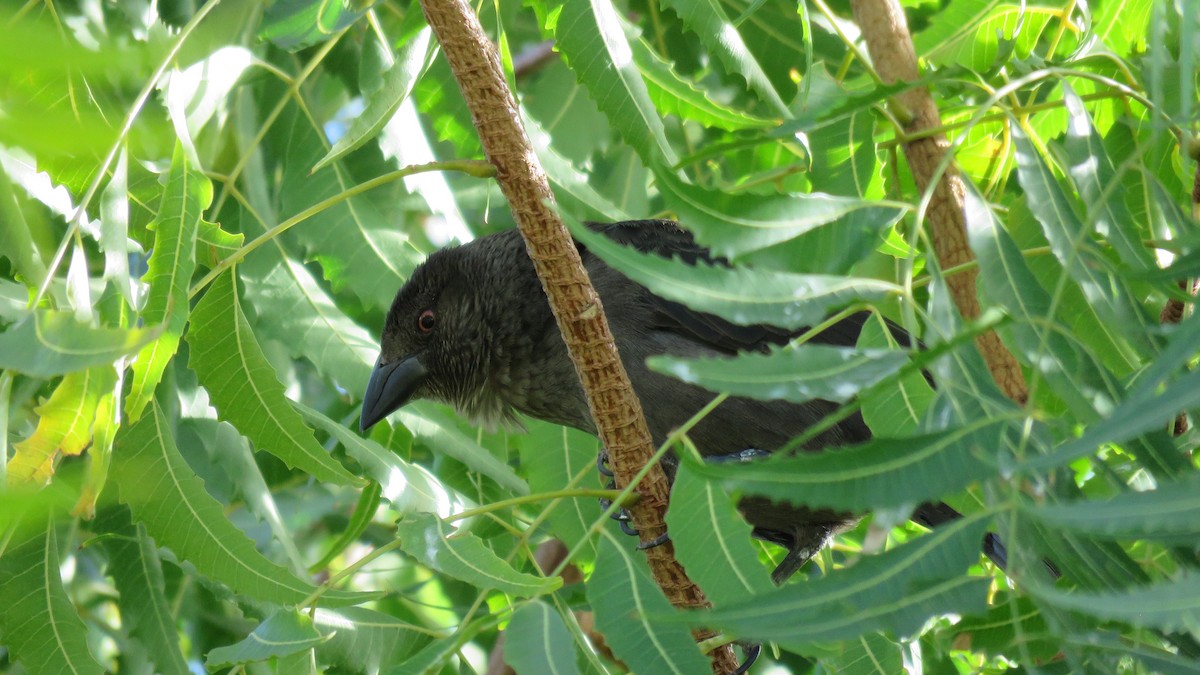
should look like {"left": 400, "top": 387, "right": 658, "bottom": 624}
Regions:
{"left": 636, "top": 531, "right": 670, "bottom": 550}
{"left": 597, "top": 450, "right": 652, "bottom": 541}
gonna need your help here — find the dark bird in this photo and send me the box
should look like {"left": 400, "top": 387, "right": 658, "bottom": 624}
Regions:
{"left": 360, "top": 219, "right": 1001, "bottom": 583}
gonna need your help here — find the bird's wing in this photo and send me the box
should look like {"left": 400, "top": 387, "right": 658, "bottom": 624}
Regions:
{"left": 581, "top": 220, "right": 891, "bottom": 354}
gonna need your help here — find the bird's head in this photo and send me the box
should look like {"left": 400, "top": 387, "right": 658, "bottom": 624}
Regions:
{"left": 359, "top": 245, "right": 494, "bottom": 432}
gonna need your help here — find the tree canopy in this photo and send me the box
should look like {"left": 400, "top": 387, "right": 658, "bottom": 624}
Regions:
{"left": 1, "top": 0, "right": 1198, "bottom": 673}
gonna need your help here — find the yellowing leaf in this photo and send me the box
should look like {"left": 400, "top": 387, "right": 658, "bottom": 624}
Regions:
{"left": 8, "top": 366, "right": 115, "bottom": 486}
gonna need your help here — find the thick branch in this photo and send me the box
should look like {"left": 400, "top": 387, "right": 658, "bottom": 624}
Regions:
{"left": 850, "top": 0, "right": 1029, "bottom": 404}
{"left": 416, "top": 1, "right": 736, "bottom": 671}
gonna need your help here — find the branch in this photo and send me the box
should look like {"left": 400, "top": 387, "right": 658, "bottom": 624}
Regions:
{"left": 850, "top": 0, "right": 1029, "bottom": 404}
{"left": 415, "top": 1, "right": 738, "bottom": 671}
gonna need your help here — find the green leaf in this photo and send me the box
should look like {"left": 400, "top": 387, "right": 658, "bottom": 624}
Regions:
{"left": 527, "top": 113, "right": 633, "bottom": 223}
{"left": 658, "top": 0, "right": 788, "bottom": 115}
{"left": 555, "top": 0, "right": 676, "bottom": 163}
{"left": 112, "top": 402, "right": 371, "bottom": 607}
{"left": 650, "top": 345, "right": 909, "bottom": 404}
{"left": 0, "top": 516, "right": 103, "bottom": 674}
{"left": 962, "top": 181, "right": 1121, "bottom": 419}
{"left": 689, "top": 417, "right": 1012, "bottom": 512}
{"left": 589, "top": 531, "right": 712, "bottom": 674}
{"left": 400, "top": 403, "right": 528, "bottom": 495}
{"left": 205, "top": 611, "right": 333, "bottom": 670}
{"left": 1060, "top": 85, "right": 1156, "bottom": 271}
{"left": 195, "top": 218, "right": 244, "bottom": 269}
{"left": 188, "top": 269, "right": 360, "bottom": 485}
{"left": 239, "top": 230, "right": 376, "bottom": 396}
{"left": 260, "top": 0, "right": 367, "bottom": 51}
{"left": 100, "top": 147, "right": 136, "bottom": 307}
{"left": 504, "top": 601, "right": 582, "bottom": 675}
{"left": 313, "top": 27, "right": 434, "bottom": 173}
{"left": 823, "top": 633, "right": 904, "bottom": 675}
{"left": 1010, "top": 124, "right": 1151, "bottom": 352}
{"left": 0, "top": 309, "right": 157, "bottom": 378}
{"left": 268, "top": 96, "right": 421, "bottom": 310}
{"left": 97, "top": 510, "right": 189, "bottom": 675}
{"left": 8, "top": 365, "right": 115, "bottom": 485}
{"left": 516, "top": 421, "right": 600, "bottom": 562}
{"left": 912, "top": 0, "right": 1004, "bottom": 66}
{"left": 566, "top": 215, "right": 900, "bottom": 329}
{"left": 394, "top": 513, "right": 560, "bottom": 597}
{"left": 294, "top": 401, "right": 471, "bottom": 515}
{"left": 126, "top": 143, "right": 210, "bottom": 421}
{"left": 666, "top": 463, "right": 774, "bottom": 606}
{"left": 655, "top": 167, "right": 905, "bottom": 264}
{"left": 629, "top": 36, "right": 774, "bottom": 131}
{"left": 1028, "top": 575, "right": 1200, "bottom": 634}
{"left": 313, "top": 607, "right": 433, "bottom": 672}
{"left": 1023, "top": 476, "right": 1200, "bottom": 544}
{"left": 675, "top": 514, "right": 991, "bottom": 646}
{"left": 858, "top": 321, "right": 936, "bottom": 436}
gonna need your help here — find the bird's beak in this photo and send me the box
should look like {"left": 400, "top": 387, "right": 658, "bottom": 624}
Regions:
{"left": 360, "top": 354, "right": 427, "bottom": 432}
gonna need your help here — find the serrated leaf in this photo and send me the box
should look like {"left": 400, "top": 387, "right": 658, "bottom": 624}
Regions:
{"left": 567, "top": 215, "right": 900, "bottom": 329}
{"left": 313, "top": 607, "right": 432, "bottom": 672}
{"left": 659, "top": 0, "right": 788, "bottom": 115}
{"left": 0, "top": 309, "right": 157, "bottom": 378}
{"left": 8, "top": 365, "right": 115, "bottom": 485}
{"left": 689, "top": 417, "right": 1012, "bottom": 512}
{"left": 655, "top": 167, "right": 905, "bottom": 263}
{"left": 187, "top": 269, "right": 359, "bottom": 485}
{"left": 1027, "top": 575, "right": 1200, "bottom": 634}
{"left": 72, "top": 376, "right": 119, "bottom": 518}
{"left": 126, "top": 143, "right": 210, "bottom": 421}
{"left": 112, "top": 402, "right": 371, "bottom": 607}
{"left": 650, "top": 345, "right": 909, "bottom": 404}
{"left": 97, "top": 510, "right": 189, "bottom": 675}
{"left": 630, "top": 36, "right": 774, "bottom": 131}
{"left": 0, "top": 516, "right": 104, "bottom": 675}
{"left": 1011, "top": 124, "right": 1151, "bottom": 352}
{"left": 399, "top": 403, "right": 528, "bottom": 495}
{"left": 527, "top": 113, "right": 633, "bottom": 223}
{"left": 555, "top": 0, "right": 676, "bottom": 163}
{"left": 313, "top": 27, "right": 434, "bottom": 173}
{"left": 1061, "top": 85, "right": 1156, "bottom": 271}
{"left": 295, "top": 401, "right": 469, "bottom": 516}
{"left": 666, "top": 463, "right": 773, "bottom": 606}
{"left": 963, "top": 181, "right": 1121, "bottom": 419}
{"left": 394, "top": 512, "right": 560, "bottom": 597}
{"left": 589, "top": 531, "right": 712, "bottom": 674}
{"left": 673, "top": 514, "right": 991, "bottom": 645}
{"left": 858, "top": 321, "right": 935, "bottom": 436}
{"left": 1023, "top": 476, "right": 1200, "bottom": 544}
{"left": 504, "top": 600, "right": 582, "bottom": 675}
{"left": 206, "top": 611, "right": 333, "bottom": 669}
{"left": 196, "top": 218, "right": 244, "bottom": 268}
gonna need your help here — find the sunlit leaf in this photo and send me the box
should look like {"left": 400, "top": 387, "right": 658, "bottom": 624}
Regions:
{"left": 0, "top": 310, "right": 156, "bottom": 378}
{"left": 7, "top": 366, "right": 115, "bottom": 485}
{"left": 394, "top": 513, "right": 560, "bottom": 597}
{"left": 126, "top": 144, "right": 210, "bottom": 421}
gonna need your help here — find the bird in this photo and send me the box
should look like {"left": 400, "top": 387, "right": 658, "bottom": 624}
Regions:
{"left": 359, "top": 219, "right": 1001, "bottom": 584}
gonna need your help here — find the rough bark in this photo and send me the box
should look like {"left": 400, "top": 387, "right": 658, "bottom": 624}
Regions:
{"left": 417, "top": 0, "right": 735, "bottom": 671}
{"left": 850, "top": 0, "right": 1029, "bottom": 404}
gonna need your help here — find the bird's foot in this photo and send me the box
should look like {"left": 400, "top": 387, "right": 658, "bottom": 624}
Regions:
{"left": 595, "top": 450, "right": 671, "bottom": 549}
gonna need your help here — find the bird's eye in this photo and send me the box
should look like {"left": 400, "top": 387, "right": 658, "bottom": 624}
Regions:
{"left": 417, "top": 309, "right": 436, "bottom": 333}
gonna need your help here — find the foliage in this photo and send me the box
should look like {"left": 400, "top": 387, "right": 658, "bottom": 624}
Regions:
{"left": 0, "top": 0, "right": 1198, "bottom": 673}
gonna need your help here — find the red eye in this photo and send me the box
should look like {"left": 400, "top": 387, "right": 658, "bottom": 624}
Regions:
{"left": 417, "top": 309, "right": 436, "bottom": 333}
